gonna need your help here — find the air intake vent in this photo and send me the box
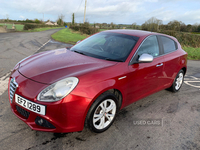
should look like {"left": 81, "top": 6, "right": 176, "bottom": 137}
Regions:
{"left": 16, "top": 105, "right": 30, "bottom": 119}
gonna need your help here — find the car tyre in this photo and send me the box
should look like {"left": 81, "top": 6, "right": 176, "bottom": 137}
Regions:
{"left": 168, "top": 69, "right": 184, "bottom": 92}
{"left": 86, "top": 91, "right": 119, "bottom": 133}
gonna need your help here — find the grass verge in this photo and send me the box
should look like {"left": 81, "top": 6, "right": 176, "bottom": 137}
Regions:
{"left": 51, "top": 28, "right": 88, "bottom": 45}
{"left": 183, "top": 47, "right": 200, "bottom": 60}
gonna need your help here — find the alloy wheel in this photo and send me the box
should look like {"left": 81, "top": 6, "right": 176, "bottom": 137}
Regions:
{"left": 175, "top": 72, "right": 184, "bottom": 90}
{"left": 93, "top": 99, "right": 117, "bottom": 130}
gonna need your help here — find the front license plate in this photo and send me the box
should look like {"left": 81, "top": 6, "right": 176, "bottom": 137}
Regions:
{"left": 15, "top": 94, "right": 46, "bottom": 115}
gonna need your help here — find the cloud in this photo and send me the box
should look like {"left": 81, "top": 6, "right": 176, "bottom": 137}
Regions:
{"left": 74, "top": 0, "right": 144, "bottom": 23}
{"left": 1, "top": 0, "right": 200, "bottom": 24}
{"left": 145, "top": 7, "right": 200, "bottom": 24}
{"left": 19, "top": 15, "right": 25, "bottom": 19}
{"left": 178, "top": 9, "right": 200, "bottom": 24}
{"left": 144, "top": 7, "right": 175, "bottom": 23}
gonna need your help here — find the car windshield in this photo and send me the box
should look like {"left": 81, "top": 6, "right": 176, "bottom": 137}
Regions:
{"left": 70, "top": 32, "right": 139, "bottom": 62}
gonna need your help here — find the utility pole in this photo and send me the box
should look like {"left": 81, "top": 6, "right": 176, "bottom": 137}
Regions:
{"left": 83, "top": 0, "right": 87, "bottom": 23}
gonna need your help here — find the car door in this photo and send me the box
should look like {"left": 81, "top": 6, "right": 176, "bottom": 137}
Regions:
{"left": 158, "top": 35, "right": 180, "bottom": 87}
{"left": 125, "top": 35, "right": 164, "bottom": 106}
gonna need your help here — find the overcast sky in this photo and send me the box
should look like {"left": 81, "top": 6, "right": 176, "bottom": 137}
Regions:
{"left": 0, "top": 0, "right": 200, "bottom": 25}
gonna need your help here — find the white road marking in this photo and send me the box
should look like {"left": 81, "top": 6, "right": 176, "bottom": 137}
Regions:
{"left": 184, "top": 76, "right": 200, "bottom": 89}
{"left": 0, "top": 39, "right": 51, "bottom": 96}
{"left": 36, "top": 39, "right": 51, "bottom": 52}
{"left": 0, "top": 72, "right": 10, "bottom": 95}
{"left": 184, "top": 81, "right": 200, "bottom": 88}
{"left": 190, "top": 76, "right": 198, "bottom": 80}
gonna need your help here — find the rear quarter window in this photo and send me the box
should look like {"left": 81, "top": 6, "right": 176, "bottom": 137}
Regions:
{"left": 160, "top": 36, "right": 177, "bottom": 54}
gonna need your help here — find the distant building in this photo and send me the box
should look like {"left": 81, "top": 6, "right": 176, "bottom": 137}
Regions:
{"left": 102, "top": 23, "right": 108, "bottom": 28}
{"left": 45, "top": 21, "right": 58, "bottom": 25}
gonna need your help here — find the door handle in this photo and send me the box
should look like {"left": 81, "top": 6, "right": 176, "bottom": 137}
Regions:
{"left": 156, "top": 63, "right": 163, "bottom": 67}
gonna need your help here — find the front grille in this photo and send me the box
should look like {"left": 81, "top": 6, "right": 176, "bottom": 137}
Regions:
{"left": 9, "top": 78, "right": 18, "bottom": 103}
{"left": 16, "top": 105, "right": 30, "bottom": 119}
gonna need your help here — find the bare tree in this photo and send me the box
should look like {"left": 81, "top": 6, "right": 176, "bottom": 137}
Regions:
{"left": 110, "top": 22, "right": 115, "bottom": 29}
{"left": 142, "top": 17, "right": 163, "bottom": 32}
{"left": 132, "top": 23, "right": 137, "bottom": 29}
{"left": 57, "top": 14, "right": 65, "bottom": 26}
{"left": 167, "top": 20, "right": 182, "bottom": 31}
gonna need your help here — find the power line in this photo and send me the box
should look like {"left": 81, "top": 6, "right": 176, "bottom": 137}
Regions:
{"left": 76, "top": 0, "right": 84, "bottom": 13}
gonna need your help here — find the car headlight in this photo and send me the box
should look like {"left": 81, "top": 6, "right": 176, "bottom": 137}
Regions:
{"left": 37, "top": 77, "right": 79, "bottom": 102}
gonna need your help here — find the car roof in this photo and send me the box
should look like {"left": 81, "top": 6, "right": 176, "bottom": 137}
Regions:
{"left": 102, "top": 29, "right": 154, "bottom": 37}
{"left": 103, "top": 29, "right": 174, "bottom": 39}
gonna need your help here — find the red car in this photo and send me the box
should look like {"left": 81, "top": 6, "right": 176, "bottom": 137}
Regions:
{"left": 8, "top": 30, "right": 187, "bottom": 133}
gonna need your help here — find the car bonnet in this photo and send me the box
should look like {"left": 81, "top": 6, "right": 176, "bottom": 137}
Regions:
{"left": 18, "top": 48, "right": 117, "bottom": 84}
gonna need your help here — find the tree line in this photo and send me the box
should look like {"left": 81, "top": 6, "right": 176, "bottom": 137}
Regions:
{"left": 2, "top": 15, "right": 200, "bottom": 33}
{"left": 141, "top": 17, "right": 200, "bottom": 32}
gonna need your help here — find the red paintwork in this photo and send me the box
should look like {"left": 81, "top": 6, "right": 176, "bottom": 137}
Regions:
{"left": 8, "top": 30, "right": 187, "bottom": 133}
{"left": 18, "top": 49, "right": 117, "bottom": 84}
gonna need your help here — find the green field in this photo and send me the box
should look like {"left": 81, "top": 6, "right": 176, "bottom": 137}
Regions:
{"left": 0, "top": 23, "right": 24, "bottom": 31}
{"left": 99, "top": 29, "right": 107, "bottom": 31}
{"left": 183, "top": 46, "right": 200, "bottom": 60}
{"left": 0, "top": 23, "right": 64, "bottom": 32}
{"left": 192, "top": 32, "right": 200, "bottom": 35}
{"left": 51, "top": 28, "right": 88, "bottom": 44}
{"left": 24, "top": 27, "right": 64, "bottom": 32}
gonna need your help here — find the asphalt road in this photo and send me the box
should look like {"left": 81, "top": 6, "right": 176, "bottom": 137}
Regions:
{"left": 0, "top": 30, "right": 200, "bottom": 150}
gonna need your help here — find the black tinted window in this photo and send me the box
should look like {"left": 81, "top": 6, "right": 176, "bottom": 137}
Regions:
{"left": 71, "top": 32, "right": 139, "bottom": 62}
{"left": 160, "top": 36, "right": 177, "bottom": 53}
{"left": 137, "top": 36, "right": 159, "bottom": 57}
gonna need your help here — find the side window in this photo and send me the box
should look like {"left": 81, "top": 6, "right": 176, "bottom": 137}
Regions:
{"left": 160, "top": 36, "right": 177, "bottom": 53}
{"left": 137, "top": 36, "right": 159, "bottom": 58}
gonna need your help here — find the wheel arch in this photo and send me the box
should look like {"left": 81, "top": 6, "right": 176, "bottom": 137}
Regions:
{"left": 106, "top": 89, "right": 123, "bottom": 110}
{"left": 90, "top": 88, "right": 123, "bottom": 111}
{"left": 181, "top": 67, "right": 187, "bottom": 75}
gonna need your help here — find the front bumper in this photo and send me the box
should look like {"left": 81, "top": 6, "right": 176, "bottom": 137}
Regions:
{"left": 8, "top": 71, "right": 92, "bottom": 133}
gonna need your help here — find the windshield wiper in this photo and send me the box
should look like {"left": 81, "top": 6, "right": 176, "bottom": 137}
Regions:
{"left": 105, "top": 58, "right": 124, "bottom": 62}
{"left": 72, "top": 50, "right": 86, "bottom": 56}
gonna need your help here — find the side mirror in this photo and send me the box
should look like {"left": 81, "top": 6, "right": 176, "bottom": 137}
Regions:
{"left": 138, "top": 53, "right": 153, "bottom": 63}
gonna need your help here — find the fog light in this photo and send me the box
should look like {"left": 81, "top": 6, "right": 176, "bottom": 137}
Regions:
{"left": 38, "top": 118, "right": 43, "bottom": 125}
{"left": 35, "top": 116, "right": 56, "bottom": 129}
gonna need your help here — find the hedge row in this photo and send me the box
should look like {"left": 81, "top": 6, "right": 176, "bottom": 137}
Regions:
{"left": 159, "top": 30, "right": 200, "bottom": 47}
{"left": 70, "top": 23, "right": 99, "bottom": 35}
{"left": 69, "top": 25, "right": 200, "bottom": 48}
{"left": 23, "top": 24, "right": 62, "bottom": 30}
